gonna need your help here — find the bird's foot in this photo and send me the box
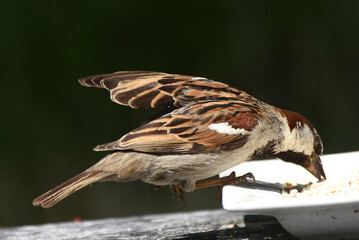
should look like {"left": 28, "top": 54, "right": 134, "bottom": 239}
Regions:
{"left": 282, "top": 182, "right": 313, "bottom": 193}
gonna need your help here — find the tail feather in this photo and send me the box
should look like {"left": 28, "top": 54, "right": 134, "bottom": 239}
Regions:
{"left": 32, "top": 170, "right": 110, "bottom": 208}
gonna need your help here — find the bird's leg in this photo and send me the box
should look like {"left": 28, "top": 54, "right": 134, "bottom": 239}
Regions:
{"left": 195, "top": 172, "right": 255, "bottom": 189}
{"left": 148, "top": 184, "right": 185, "bottom": 203}
{"left": 148, "top": 172, "right": 254, "bottom": 202}
{"left": 195, "top": 172, "right": 255, "bottom": 200}
{"left": 147, "top": 185, "right": 161, "bottom": 199}
{"left": 170, "top": 184, "right": 184, "bottom": 203}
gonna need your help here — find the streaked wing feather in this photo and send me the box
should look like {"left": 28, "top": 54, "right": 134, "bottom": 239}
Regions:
{"left": 94, "top": 101, "right": 261, "bottom": 154}
{"left": 79, "top": 71, "right": 244, "bottom": 108}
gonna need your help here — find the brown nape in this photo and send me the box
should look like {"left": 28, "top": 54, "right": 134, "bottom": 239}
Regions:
{"left": 277, "top": 109, "right": 313, "bottom": 130}
{"left": 281, "top": 109, "right": 324, "bottom": 157}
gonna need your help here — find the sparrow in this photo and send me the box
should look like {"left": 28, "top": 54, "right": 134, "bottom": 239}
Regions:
{"left": 33, "top": 71, "right": 326, "bottom": 208}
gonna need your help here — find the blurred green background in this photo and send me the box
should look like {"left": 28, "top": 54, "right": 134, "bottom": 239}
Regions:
{"left": 1, "top": 1, "right": 358, "bottom": 227}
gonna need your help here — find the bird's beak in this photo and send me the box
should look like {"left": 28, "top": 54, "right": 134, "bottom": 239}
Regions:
{"left": 305, "top": 153, "right": 326, "bottom": 181}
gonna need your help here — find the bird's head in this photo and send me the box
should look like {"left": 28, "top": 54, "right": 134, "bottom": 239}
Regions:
{"left": 275, "top": 110, "right": 326, "bottom": 181}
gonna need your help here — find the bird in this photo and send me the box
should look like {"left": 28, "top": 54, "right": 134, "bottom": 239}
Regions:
{"left": 33, "top": 71, "right": 326, "bottom": 208}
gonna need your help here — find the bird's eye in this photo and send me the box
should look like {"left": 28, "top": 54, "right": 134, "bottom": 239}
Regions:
{"left": 313, "top": 136, "right": 323, "bottom": 155}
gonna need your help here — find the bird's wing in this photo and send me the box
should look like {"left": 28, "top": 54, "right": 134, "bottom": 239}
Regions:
{"left": 78, "top": 71, "right": 245, "bottom": 108}
{"left": 94, "top": 100, "right": 262, "bottom": 153}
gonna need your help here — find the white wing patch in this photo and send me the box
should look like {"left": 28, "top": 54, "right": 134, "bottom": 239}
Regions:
{"left": 208, "top": 122, "right": 247, "bottom": 135}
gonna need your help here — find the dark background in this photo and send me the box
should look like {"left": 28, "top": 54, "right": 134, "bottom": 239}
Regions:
{"left": 1, "top": 1, "right": 358, "bottom": 227}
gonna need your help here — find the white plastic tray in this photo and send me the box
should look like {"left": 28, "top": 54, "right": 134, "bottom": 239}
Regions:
{"left": 220, "top": 151, "right": 359, "bottom": 239}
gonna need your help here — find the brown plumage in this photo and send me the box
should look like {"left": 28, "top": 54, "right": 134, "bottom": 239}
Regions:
{"left": 33, "top": 71, "right": 326, "bottom": 208}
{"left": 80, "top": 71, "right": 263, "bottom": 153}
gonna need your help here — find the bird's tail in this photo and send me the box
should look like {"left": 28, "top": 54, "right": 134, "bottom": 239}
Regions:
{"left": 33, "top": 152, "right": 144, "bottom": 208}
{"left": 32, "top": 170, "right": 110, "bottom": 208}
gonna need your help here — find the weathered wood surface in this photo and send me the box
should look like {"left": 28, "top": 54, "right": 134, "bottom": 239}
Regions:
{"left": 0, "top": 209, "right": 297, "bottom": 239}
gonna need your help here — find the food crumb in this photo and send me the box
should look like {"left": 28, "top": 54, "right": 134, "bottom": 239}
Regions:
{"left": 282, "top": 171, "right": 359, "bottom": 199}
